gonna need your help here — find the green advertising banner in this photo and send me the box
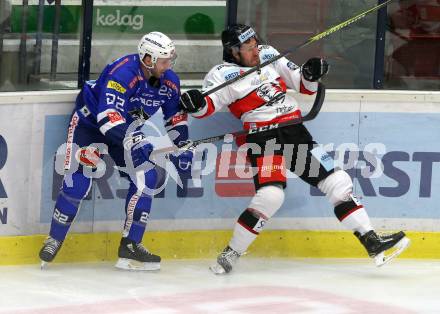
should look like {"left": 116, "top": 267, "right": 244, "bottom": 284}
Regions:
{"left": 11, "top": 6, "right": 81, "bottom": 34}
{"left": 10, "top": 5, "right": 225, "bottom": 35}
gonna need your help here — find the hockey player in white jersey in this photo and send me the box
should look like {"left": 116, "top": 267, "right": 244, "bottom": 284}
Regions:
{"left": 179, "top": 24, "right": 410, "bottom": 274}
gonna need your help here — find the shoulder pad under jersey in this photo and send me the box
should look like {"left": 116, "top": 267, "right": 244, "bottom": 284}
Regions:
{"left": 106, "top": 54, "right": 141, "bottom": 91}
{"left": 207, "top": 63, "right": 243, "bottom": 86}
{"left": 162, "top": 69, "right": 180, "bottom": 95}
{"left": 259, "top": 45, "right": 280, "bottom": 63}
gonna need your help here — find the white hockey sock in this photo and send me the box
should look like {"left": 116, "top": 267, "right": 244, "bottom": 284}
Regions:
{"left": 228, "top": 185, "right": 285, "bottom": 254}
{"left": 229, "top": 222, "right": 258, "bottom": 254}
{"left": 340, "top": 207, "right": 373, "bottom": 235}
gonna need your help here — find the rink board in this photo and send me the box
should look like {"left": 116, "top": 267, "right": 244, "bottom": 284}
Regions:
{"left": 0, "top": 89, "right": 439, "bottom": 264}
{"left": 0, "top": 230, "right": 437, "bottom": 265}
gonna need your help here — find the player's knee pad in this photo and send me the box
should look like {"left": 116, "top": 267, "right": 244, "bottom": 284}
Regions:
{"left": 60, "top": 172, "right": 92, "bottom": 205}
{"left": 317, "top": 170, "right": 353, "bottom": 206}
{"left": 238, "top": 185, "right": 285, "bottom": 234}
{"left": 317, "top": 170, "right": 364, "bottom": 221}
{"left": 249, "top": 185, "right": 285, "bottom": 217}
{"left": 128, "top": 167, "right": 158, "bottom": 195}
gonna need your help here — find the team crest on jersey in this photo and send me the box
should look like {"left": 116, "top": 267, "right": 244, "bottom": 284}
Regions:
{"left": 256, "top": 83, "right": 285, "bottom": 105}
{"left": 107, "top": 80, "right": 127, "bottom": 94}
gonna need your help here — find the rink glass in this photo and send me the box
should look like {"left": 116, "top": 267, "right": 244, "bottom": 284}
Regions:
{"left": 0, "top": 0, "right": 438, "bottom": 92}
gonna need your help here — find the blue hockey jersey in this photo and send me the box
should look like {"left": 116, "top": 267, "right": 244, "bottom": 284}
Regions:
{"left": 75, "top": 53, "right": 188, "bottom": 147}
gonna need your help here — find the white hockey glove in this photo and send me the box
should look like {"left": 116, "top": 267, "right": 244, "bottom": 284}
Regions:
{"left": 169, "top": 140, "right": 194, "bottom": 174}
{"left": 123, "top": 131, "right": 154, "bottom": 168}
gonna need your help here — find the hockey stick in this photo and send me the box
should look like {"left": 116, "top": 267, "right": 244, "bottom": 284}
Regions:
{"left": 302, "top": 81, "right": 325, "bottom": 122}
{"left": 202, "top": 0, "right": 396, "bottom": 97}
{"left": 155, "top": 0, "right": 394, "bottom": 156}
{"left": 151, "top": 82, "right": 325, "bottom": 157}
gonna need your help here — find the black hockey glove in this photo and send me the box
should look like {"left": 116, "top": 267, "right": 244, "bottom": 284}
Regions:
{"left": 301, "top": 57, "right": 329, "bottom": 82}
{"left": 180, "top": 89, "right": 206, "bottom": 113}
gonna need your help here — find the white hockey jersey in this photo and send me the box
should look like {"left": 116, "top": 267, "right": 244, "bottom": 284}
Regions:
{"left": 193, "top": 45, "right": 318, "bottom": 130}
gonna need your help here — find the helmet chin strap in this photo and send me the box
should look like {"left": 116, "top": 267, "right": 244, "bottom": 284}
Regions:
{"left": 140, "top": 58, "right": 156, "bottom": 79}
{"left": 141, "top": 59, "right": 154, "bottom": 70}
{"left": 140, "top": 59, "right": 161, "bottom": 87}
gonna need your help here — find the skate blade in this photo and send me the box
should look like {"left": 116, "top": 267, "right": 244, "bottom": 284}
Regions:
{"left": 115, "top": 258, "right": 160, "bottom": 271}
{"left": 374, "top": 236, "right": 411, "bottom": 267}
{"left": 40, "top": 261, "right": 49, "bottom": 270}
{"left": 209, "top": 263, "right": 227, "bottom": 275}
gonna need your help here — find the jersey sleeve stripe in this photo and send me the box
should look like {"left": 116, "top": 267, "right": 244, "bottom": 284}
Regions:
{"left": 97, "top": 109, "right": 126, "bottom": 135}
{"left": 228, "top": 92, "right": 265, "bottom": 119}
{"left": 165, "top": 120, "right": 188, "bottom": 131}
{"left": 192, "top": 96, "right": 216, "bottom": 119}
{"left": 299, "top": 77, "right": 318, "bottom": 95}
{"left": 97, "top": 109, "right": 123, "bottom": 122}
{"left": 164, "top": 112, "right": 188, "bottom": 131}
{"left": 99, "top": 119, "right": 125, "bottom": 135}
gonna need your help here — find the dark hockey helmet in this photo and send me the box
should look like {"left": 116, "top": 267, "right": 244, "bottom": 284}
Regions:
{"left": 221, "top": 24, "right": 260, "bottom": 63}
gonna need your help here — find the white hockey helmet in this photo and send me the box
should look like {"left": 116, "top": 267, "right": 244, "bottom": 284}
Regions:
{"left": 138, "top": 31, "right": 176, "bottom": 68}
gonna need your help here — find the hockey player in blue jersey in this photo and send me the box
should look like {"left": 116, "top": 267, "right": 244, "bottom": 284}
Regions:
{"left": 39, "top": 32, "right": 192, "bottom": 271}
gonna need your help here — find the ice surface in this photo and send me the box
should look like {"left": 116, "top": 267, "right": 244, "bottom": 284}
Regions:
{"left": 0, "top": 258, "right": 439, "bottom": 313}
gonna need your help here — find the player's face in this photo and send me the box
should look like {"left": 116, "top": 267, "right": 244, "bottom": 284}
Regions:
{"left": 237, "top": 38, "right": 259, "bottom": 67}
{"left": 152, "top": 54, "right": 177, "bottom": 77}
{"left": 143, "top": 54, "right": 176, "bottom": 78}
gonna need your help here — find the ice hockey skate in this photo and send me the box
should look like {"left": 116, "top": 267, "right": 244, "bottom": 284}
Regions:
{"left": 355, "top": 230, "right": 410, "bottom": 267}
{"left": 115, "top": 237, "right": 161, "bottom": 271}
{"left": 210, "top": 246, "right": 242, "bottom": 275}
{"left": 39, "top": 236, "right": 64, "bottom": 269}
